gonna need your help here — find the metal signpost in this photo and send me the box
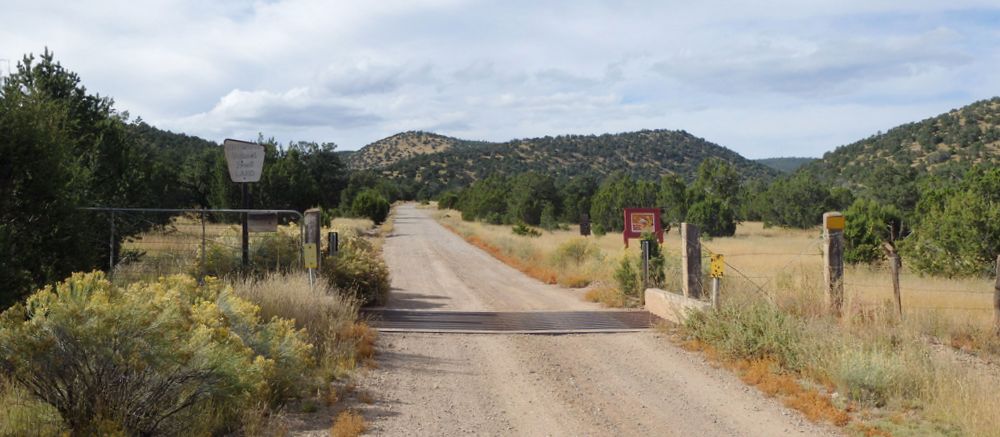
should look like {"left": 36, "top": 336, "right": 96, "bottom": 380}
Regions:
{"left": 223, "top": 139, "right": 265, "bottom": 269}
{"left": 641, "top": 240, "right": 650, "bottom": 290}
{"left": 710, "top": 254, "right": 724, "bottom": 309}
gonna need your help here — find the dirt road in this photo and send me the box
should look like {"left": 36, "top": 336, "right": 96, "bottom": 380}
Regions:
{"left": 356, "top": 204, "right": 838, "bottom": 436}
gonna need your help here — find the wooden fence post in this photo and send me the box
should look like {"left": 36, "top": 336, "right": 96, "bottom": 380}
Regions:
{"left": 681, "top": 223, "right": 702, "bottom": 299}
{"left": 883, "top": 242, "right": 902, "bottom": 319}
{"left": 890, "top": 253, "right": 902, "bottom": 318}
{"left": 994, "top": 254, "right": 1000, "bottom": 335}
{"left": 823, "top": 212, "right": 845, "bottom": 317}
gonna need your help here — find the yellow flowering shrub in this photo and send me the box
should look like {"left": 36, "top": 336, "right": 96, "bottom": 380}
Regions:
{"left": 321, "top": 235, "right": 390, "bottom": 306}
{"left": 0, "top": 271, "right": 312, "bottom": 435}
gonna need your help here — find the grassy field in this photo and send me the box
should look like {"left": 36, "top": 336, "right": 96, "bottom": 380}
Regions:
{"left": 113, "top": 214, "right": 379, "bottom": 281}
{"left": 433, "top": 206, "right": 1000, "bottom": 436}
{"left": 435, "top": 210, "right": 995, "bottom": 326}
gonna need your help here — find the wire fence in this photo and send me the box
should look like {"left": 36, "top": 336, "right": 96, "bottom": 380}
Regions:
{"left": 692, "top": 235, "right": 996, "bottom": 322}
{"left": 80, "top": 208, "right": 305, "bottom": 285}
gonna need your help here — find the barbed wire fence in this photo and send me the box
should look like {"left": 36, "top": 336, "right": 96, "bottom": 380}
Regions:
{"left": 689, "top": 232, "right": 995, "bottom": 321}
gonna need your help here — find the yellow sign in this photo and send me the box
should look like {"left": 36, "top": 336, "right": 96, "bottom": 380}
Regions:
{"left": 825, "top": 215, "right": 845, "bottom": 231}
{"left": 303, "top": 243, "right": 318, "bottom": 269}
{"left": 710, "top": 254, "right": 724, "bottom": 278}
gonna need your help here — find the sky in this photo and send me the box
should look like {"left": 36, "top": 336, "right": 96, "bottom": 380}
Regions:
{"left": 2, "top": 1, "right": 998, "bottom": 158}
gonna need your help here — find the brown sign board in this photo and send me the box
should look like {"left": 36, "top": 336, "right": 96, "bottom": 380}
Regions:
{"left": 248, "top": 213, "right": 278, "bottom": 232}
{"left": 623, "top": 208, "right": 664, "bottom": 248}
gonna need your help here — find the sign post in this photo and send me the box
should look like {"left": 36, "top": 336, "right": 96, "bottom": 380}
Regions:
{"left": 641, "top": 239, "right": 650, "bottom": 291}
{"left": 823, "top": 211, "right": 846, "bottom": 317}
{"left": 224, "top": 139, "right": 265, "bottom": 270}
{"left": 710, "top": 254, "right": 724, "bottom": 309}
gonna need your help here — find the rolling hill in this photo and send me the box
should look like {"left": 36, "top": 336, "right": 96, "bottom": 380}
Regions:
{"left": 802, "top": 97, "right": 1000, "bottom": 185}
{"left": 345, "top": 131, "right": 488, "bottom": 170}
{"left": 347, "top": 129, "right": 779, "bottom": 191}
{"left": 756, "top": 157, "right": 815, "bottom": 173}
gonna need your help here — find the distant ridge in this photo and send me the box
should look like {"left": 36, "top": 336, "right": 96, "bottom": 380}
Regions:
{"left": 756, "top": 157, "right": 816, "bottom": 173}
{"left": 347, "top": 129, "right": 779, "bottom": 191}
{"left": 802, "top": 97, "right": 1000, "bottom": 184}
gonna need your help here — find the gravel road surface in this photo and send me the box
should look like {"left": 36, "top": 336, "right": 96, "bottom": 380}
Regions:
{"left": 355, "top": 204, "right": 839, "bottom": 436}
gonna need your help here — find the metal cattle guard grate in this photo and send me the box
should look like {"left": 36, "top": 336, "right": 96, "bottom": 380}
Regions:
{"left": 364, "top": 310, "right": 659, "bottom": 334}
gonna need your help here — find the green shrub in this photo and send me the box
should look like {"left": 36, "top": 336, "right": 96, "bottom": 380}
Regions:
{"left": 684, "top": 299, "right": 804, "bottom": 371}
{"left": 539, "top": 202, "right": 559, "bottom": 230}
{"left": 844, "top": 198, "right": 903, "bottom": 264}
{"left": 835, "top": 347, "right": 924, "bottom": 408}
{"left": 900, "top": 166, "right": 1000, "bottom": 276}
{"left": 640, "top": 231, "right": 666, "bottom": 288}
{"left": 614, "top": 256, "right": 640, "bottom": 298}
{"left": 512, "top": 223, "right": 542, "bottom": 237}
{"left": 686, "top": 196, "right": 736, "bottom": 237}
{"left": 437, "top": 191, "right": 460, "bottom": 210}
{"left": 322, "top": 236, "right": 390, "bottom": 306}
{"left": 551, "top": 238, "right": 599, "bottom": 267}
{"left": 351, "top": 189, "right": 390, "bottom": 224}
{"left": 0, "top": 272, "right": 313, "bottom": 435}
{"left": 591, "top": 223, "right": 607, "bottom": 236}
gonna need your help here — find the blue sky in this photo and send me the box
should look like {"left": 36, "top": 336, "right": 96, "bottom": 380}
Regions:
{"left": 2, "top": 0, "right": 998, "bottom": 158}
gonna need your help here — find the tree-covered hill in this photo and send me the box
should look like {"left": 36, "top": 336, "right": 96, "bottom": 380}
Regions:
{"left": 802, "top": 97, "right": 1000, "bottom": 187}
{"left": 756, "top": 157, "right": 815, "bottom": 173}
{"left": 344, "top": 131, "right": 488, "bottom": 170}
{"left": 352, "top": 129, "right": 779, "bottom": 194}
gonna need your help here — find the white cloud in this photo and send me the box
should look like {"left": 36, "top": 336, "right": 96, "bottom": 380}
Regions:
{"left": 1, "top": 0, "right": 998, "bottom": 156}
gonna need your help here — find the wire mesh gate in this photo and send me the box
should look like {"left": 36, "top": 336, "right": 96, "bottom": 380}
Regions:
{"left": 80, "top": 207, "right": 305, "bottom": 284}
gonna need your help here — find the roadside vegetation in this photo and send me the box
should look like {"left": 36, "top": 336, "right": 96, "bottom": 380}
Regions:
{"left": 0, "top": 215, "right": 391, "bottom": 435}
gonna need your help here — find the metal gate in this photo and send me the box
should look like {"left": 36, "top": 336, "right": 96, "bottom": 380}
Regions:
{"left": 80, "top": 207, "right": 304, "bottom": 284}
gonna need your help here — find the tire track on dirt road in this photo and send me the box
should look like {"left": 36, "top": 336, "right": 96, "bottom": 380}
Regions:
{"left": 355, "top": 204, "right": 839, "bottom": 436}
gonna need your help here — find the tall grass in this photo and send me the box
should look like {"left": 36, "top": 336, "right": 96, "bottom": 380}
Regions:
{"left": 231, "top": 273, "right": 375, "bottom": 380}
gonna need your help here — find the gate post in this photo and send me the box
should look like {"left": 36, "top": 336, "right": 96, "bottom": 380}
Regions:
{"left": 304, "top": 208, "right": 322, "bottom": 264}
{"left": 823, "top": 212, "right": 845, "bottom": 317}
{"left": 304, "top": 209, "right": 322, "bottom": 287}
{"left": 681, "top": 223, "right": 702, "bottom": 299}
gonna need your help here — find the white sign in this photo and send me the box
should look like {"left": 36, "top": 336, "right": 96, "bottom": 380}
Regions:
{"left": 223, "top": 139, "right": 265, "bottom": 183}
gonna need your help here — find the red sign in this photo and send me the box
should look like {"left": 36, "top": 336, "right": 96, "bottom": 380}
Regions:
{"left": 623, "top": 208, "right": 663, "bottom": 248}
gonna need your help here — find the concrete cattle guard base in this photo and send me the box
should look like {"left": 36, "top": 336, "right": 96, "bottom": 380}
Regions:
{"left": 355, "top": 204, "right": 838, "bottom": 436}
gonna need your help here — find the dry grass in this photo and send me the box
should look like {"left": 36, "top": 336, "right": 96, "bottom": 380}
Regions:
{"left": 436, "top": 210, "right": 996, "bottom": 328}
{"left": 330, "top": 217, "right": 375, "bottom": 237}
{"left": 436, "top": 211, "right": 608, "bottom": 287}
{"left": 230, "top": 273, "right": 376, "bottom": 380}
{"left": 679, "top": 340, "right": 850, "bottom": 427}
{"left": 329, "top": 410, "right": 367, "bottom": 437}
{"left": 583, "top": 285, "right": 625, "bottom": 307}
